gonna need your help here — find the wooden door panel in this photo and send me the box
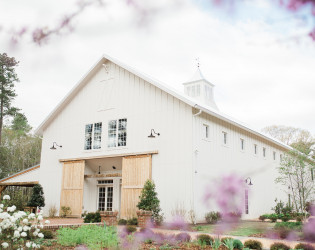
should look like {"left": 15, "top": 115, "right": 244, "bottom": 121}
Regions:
{"left": 60, "top": 161, "right": 85, "bottom": 217}
{"left": 121, "top": 155, "right": 152, "bottom": 219}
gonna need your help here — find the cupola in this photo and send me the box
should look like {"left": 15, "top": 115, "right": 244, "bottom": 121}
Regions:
{"left": 183, "top": 66, "right": 219, "bottom": 110}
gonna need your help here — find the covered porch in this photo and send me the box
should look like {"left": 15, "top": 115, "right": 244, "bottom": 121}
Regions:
{"left": 59, "top": 151, "right": 157, "bottom": 219}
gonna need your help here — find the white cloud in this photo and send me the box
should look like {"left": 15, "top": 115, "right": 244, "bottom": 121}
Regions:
{"left": 0, "top": 0, "right": 314, "bottom": 135}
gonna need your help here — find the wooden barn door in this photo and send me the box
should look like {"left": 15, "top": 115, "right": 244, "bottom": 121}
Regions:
{"left": 120, "top": 155, "right": 152, "bottom": 219}
{"left": 60, "top": 160, "right": 85, "bottom": 217}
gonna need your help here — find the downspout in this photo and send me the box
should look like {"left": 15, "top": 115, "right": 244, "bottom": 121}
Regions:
{"left": 192, "top": 105, "right": 202, "bottom": 224}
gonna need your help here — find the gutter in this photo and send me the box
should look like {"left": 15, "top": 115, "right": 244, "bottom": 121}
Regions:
{"left": 192, "top": 108, "right": 202, "bottom": 224}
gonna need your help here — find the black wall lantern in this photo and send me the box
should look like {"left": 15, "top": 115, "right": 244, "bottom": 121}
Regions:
{"left": 245, "top": 177, "right": 253, "bottom": 186}
{"left": 148, "top": 129, "right": 160, "bottom": 138}
{"left": 50, "top": 142, "right": 62, "bottom": 150}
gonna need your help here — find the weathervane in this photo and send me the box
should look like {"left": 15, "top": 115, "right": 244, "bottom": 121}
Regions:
{"left": 195, "top": 57, "right": 200, "bottom": 68}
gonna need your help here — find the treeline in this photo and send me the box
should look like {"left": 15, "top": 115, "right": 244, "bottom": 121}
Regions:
{"left": 0, "top": 53, "right": 41, "bottom": 179}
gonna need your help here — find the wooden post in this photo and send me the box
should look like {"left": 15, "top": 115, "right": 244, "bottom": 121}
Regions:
{"left": 0, "top": 186, "right": 7, "bottom": 199}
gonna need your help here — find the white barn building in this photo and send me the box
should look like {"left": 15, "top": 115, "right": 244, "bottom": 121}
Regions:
{"left": 0, "top": 54, "right": 291, "bottom": 222}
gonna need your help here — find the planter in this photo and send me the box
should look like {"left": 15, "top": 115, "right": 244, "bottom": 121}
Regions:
{"left": 24, "top": 206, "right": 37, "bottom": 214}
{"left": 100, "top": 211, "right": 118, "bottom": 226}
{"left": 136, "top": 210, "right": 152, "bottom": 228}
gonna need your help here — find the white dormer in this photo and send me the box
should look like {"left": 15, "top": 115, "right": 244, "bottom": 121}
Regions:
{"left": 183, "top": 67, "right": 219, "bottom": 110}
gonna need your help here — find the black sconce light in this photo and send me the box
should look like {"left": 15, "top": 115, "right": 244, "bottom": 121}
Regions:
{"left": 245, "top": 177, "right": 253, "bottom": 186}
{"left": 148, "top": 129, "right": 160, "bottom": 138}
{"left": 50, "top": 142, "right": 62, "bottom": 150}
{"left": 112, "top": 166, "right": 116, "bottom": 170}
{"left": 98, "top": 166, "right": 101, "bottom": 174}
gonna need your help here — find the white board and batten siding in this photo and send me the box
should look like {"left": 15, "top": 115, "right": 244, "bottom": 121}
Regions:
{"left": 193, "top": 112, "right": 287, "bottom": 221}
{"left": 39, "top": 60, "right": 194, "bottom": 218}
{"left": 2, "top": 167, "right": 40, "bottom": 184}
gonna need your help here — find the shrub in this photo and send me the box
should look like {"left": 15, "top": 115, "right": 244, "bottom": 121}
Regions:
{"left": 270, "top": 242, "right": 290, "bottom": 250}
{"left": 244, "top": 239, "right": 263, "bottom": 250}
{"left": 259, "top": 214, "right": 267, "bottom": 221}
{"left": 205, "top": 211, "right": 221, "bottom": 224}
{"left": 137, "top": 180, "right": 163, "bottom": 224}
{"left": 221, "top": 237, "right": 233, "bottom": 243}
{"left": 126, "top": 225, "right": 137, "bottom": 234}
{"left": 269, "top": 213, "right": 278, "bottom": 222}
{"left": 60, "top": 206, "right": 72, "bottom": 217}
{"left": 0, "top": 195, "right": 49, "bottom": 249}
{"left": 41, "top": 229, "right": 54, "bottom": 239}
{"left": 28, "top": 184, "right": 45, "bottom": 208}
{"left": 127, "top": 217, "right": 138, "bottom": 226}
{"left": 83, "top": 212, "right": 101, "bottom": 223}
{"left": 175, "top": 232, "right": 191, "bottom": 242}
{"left": 233, "top": 239, "right": 244, "bottom": 250}
{"left": 197, "top": 234, "right": 214, "bottom": 245}
{"left": 274, "top": 222, "right": 303, "bottom": 231}
{"left": 118, "top": 219, "right": 127, "bottom": 225}
{"left": 223, "top": 238, "right": 235, "bottom": 250}
{"left": 48, "top": 205, "right": 58, "bottom": 218}
{"left": 295, "top": 243, "right": 315, "bottom": 250}
{"left": 278, "top": 213, "right": 291, "bottom": 222}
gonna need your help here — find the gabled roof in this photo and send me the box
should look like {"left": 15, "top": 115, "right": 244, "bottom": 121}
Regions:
{"left": 35, "top": 54, "right": 292, "bottom": 151}
{"left": 0, "top": 164, "right": 40, "bottom": 183}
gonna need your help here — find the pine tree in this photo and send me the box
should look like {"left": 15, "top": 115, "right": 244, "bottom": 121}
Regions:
{"left": 137, "top": 180, "right": 163, "bottom": 223}
{"left": 28, "top": 184, "right": 45, "bottom": 208}
{"left": 0, "top": 53, "right": 19, "bottom": 145}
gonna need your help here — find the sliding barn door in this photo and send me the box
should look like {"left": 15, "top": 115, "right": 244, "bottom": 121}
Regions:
{"left": 60, "top": 160, "right": 85, "bottom": 217}
{"left": 120, "top": 155, "right": 152, "bottom": 219}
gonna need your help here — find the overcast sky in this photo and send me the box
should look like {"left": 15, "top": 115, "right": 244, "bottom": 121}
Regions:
{"left": 1, "top": 0, "right": 315, "bottom": 135}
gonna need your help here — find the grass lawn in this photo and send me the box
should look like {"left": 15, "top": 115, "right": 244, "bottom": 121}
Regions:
{"left": 192, "top": 221, "right": 274, "bottom": 237}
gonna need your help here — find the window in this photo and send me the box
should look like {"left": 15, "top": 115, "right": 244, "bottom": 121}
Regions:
{"left": 280, "top": 154, "right": 283, "bottom": 161}
{"left": 187, "top": 86, "right": 191, "bottom": 95}
{"left": 245, "top": 190, "right": 249, "bottom": 214}
{"left": 108, "top": 118, "right": 127, "bottom": 148}
{"left": 242, "top": 139, "right": 245, "bottom": 150}
{"left": 203, "top": 124, "right": 209, "bottom": 139}
{"left": 98, "top": 186, "right": 113, "bottom": 211}
{"left": 84, "top": 122, "right": 102, "bottom": 150}
{"left": 254, "top": 144, "right": 257, "bottom": 155}
{"left": 98, "top": 180, "right": 113, "bottom": 184}
{"left": 222, "top": 132, "right": 227, "bottom": 145}
{"left": 196, "top": 85, "right": 200, "bottom": 96}
{"left": 273, "top": 151, "right": 276, "bottom": 160}
{"left": 191, "top": 86, "right": 196, "bottom": 97}
{"left": 263, "top": 147, "right": 266, "bottom": 157}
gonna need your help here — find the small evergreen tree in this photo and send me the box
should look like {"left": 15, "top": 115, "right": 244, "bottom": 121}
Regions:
{"left": 137, "top": 180, "right": 163, "bottom": 224}
{"left": 28, "top": 184, "right": 45, "bottom": 208}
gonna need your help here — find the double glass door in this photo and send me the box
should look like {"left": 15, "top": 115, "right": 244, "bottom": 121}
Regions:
{"left": 98, "top": 186, "right": 113, "bottom": 211}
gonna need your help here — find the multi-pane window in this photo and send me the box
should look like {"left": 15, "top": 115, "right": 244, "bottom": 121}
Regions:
{"left": 84, "top": 122, "right": 102, "bottom": 150}
{"left": 98, "top": 180, "right": 113, "bottom": 185}
{"left": 98, "top": 186, "right": 113, "bottom": 211}
{"left": 245, "top": 190, "right": 249, "bottom": 214}
{"left": 254, "top": 144, "right": 257, "bottom": 154}
{"left": 108, "top": 118, "right": 127, "bottom": 148}
{"left": 223, "top": 132, "right": 227, "bottom": 145}
{"left": 273, "top": 151, "right": 276, "bottom": 160}
{"left": 263, "top": 147, "right": 266, "bottom": 157}
{"left": 241, "top": 139, "right": 245, "bottom": 150}
{"left": 203, "top": 124, "right": 209, "bottom": 139}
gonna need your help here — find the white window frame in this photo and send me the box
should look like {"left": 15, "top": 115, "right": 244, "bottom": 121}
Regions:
{"left": 240, "top": 138, "right": 245, "bottom": 151}
{"left": 254, "top": 144, "right": 258, "bottom": 155}
{"left": 203, "top": 124, "right": 210, "bottom": 141}
{"left": 97, "top": 181, "right": 114, "bottom": 212}
{"left": 222, "top": 131, "right": 228, "bottom": 145}
{"left": 84, "top": 122, "right": 102, "bottom": 150}
{"left": 108, "top": 118, "right": 127, "bottom": 148}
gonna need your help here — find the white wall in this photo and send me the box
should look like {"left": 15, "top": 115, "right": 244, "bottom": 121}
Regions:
{"left": 2, "top": 168, "right": 40, "bottom": 183}
{"left": 193, "top": 112, "right": 287, "bottom": 221}
{"left": 39, "top": 59, "right": 194, "bottom": 218}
